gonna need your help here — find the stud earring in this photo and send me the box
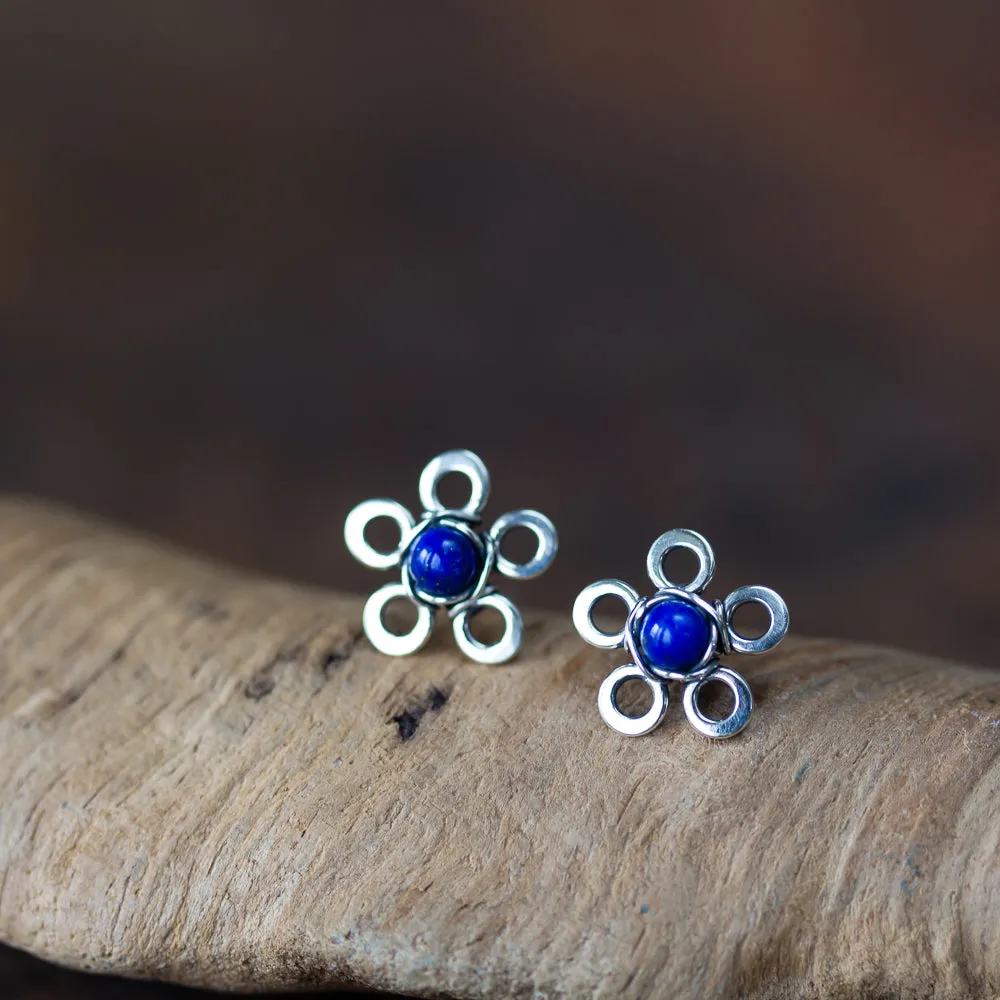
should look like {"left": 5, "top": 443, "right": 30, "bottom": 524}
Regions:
{"left": 345, "top": 450, "right": 557, "bottom": 664}
{"left": 572, "top": 529, "right": 788, "bottom": 738}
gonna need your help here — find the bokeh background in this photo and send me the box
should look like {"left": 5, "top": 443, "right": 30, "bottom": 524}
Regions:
{"left": 3, "top": 3, "right": 1000, "bottom": 996}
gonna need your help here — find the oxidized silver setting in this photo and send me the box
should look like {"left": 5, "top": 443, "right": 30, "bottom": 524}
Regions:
{"left": 345, "top": 449, "right": 557, "bottom": 664}
{"left": 573, "top": 528, "right": 789, "bottom": 739}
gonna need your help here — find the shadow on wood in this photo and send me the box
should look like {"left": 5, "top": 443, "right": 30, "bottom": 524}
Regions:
{"left": 0, "top": 943, "right": 373, "bottom": 999}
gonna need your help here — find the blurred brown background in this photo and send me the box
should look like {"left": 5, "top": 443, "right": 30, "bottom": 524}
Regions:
{"left": 2, "top": 2, "right": 999, "bottom": 996}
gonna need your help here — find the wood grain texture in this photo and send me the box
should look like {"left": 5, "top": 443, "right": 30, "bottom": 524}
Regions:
{"left": 1, "top": 500, "right": 999, "bottom": 999}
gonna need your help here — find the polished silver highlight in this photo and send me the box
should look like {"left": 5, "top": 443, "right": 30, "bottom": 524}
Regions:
{"left": 490, "top": 509, "right": 558, "bottom": 580}
{"left": 344, "top": 499, "right": 416, "bottom": 570}
{"left": 574, "top": 529, "right": 788, "bottom": 739}
{"left": 722, "top": 585, "right": 790, "bottom": 655}
{"left": 362, "top": 582, "right": 434, "bottom": 657}
{"left": 418, "top": 449, "right": 490, "bottom": 519}
{"left": 646, "top": 528, "right": 716, "bottom": 593}
{"left": 346, "top": 450, "right": 557, "bottom": 663}
{"left": 452, "top": 592, "right": 523, "bottom": 665}
{"left": 682, "top": 666, "right": 753, "bottom": 738}
{"left": 598, "top": 664, "right": 668, "bottom": 737}
{"left": 572, "top": 580, "right": 640, "bottom": 649}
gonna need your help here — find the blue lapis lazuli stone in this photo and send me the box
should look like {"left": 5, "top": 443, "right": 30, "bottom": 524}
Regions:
{"left": 407, "top": 524, "right": 482, "bottom": 599}
{"left": 637, "top": 598, "right": 712, "bottom": 674}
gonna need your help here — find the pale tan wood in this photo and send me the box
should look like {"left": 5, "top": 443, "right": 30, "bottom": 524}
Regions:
{"left": 0, "top": 499, "right": 998, "bottom": 998}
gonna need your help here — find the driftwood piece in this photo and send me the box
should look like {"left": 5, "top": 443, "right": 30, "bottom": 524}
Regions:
{"left": 0, "top": 500, "right": 998, "bottom": 999}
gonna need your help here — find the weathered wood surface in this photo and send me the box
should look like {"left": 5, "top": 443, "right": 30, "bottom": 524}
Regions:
{"left": 1, "top": 499, "right": 999, "bottom": 999}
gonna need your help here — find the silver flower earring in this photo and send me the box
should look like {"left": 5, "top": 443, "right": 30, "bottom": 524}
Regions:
{"left": 573, "top": 529, "right": 788, "bottom": 738}
{"left": 345, "top": 450, "right": 557, "bottom": 664}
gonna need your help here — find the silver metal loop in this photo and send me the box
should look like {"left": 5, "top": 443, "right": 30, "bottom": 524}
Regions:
{"left": 452, "top": 593, "right": 523, "bottom": 664}
{"left": 722, "top": 585, "right": 790, "bottom": 655}
{"left": 490, "top": 509, "right": 558, "bottom": 580}
{"left": 646, "top": 528, "right": 716, "bottom": 593}
{"left": 344, "top": 499, "right": 416, "bottom": 570}
{"left": 713, "top": 599, "right": 733, "bottom": 655}
{"left": 418, "top": 450, "right": 490, "bottom": 519}
{"left": 598, "top": 664, "right": 668, "bottom": 737}
{"left": 572, "top": 580, "right": 640, "bottom": 649}
{"left": 682, "top": 666, "right": 753, "bottom": 738}
{"left": 362, "top": 583, "right": 434, "bottom": 657}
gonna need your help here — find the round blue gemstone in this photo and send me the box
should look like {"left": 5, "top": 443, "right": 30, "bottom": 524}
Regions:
{"left": 637, "top": 599, "right": 712, "bottom": 674}
{"left": 408, "top": 525, "right": 482, "bottom": 599}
